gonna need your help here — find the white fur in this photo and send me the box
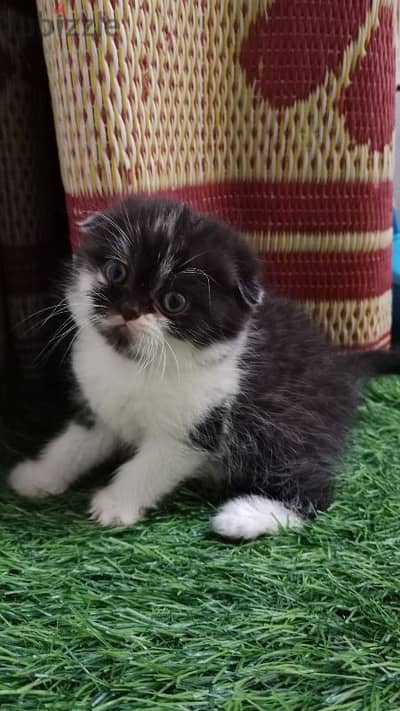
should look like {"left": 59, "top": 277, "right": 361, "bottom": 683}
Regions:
{"left": 9, "top": 270, "right": 246, "bottom": 526}
{"left": 9, "top": 422, "right": 115, "bottom": 497}
{"left": 72, "top": 325, "right": 243, "bottom": 447}
{"left": 211, "top": 496, "right": 303, "bottom": 540}
{"left": 72, "top": 324, "right": 244, "bottom": 524}
{"left": 90, "top": 440, "right": 204, "bottom": 526}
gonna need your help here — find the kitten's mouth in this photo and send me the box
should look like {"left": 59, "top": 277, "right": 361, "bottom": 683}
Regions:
{"left": 101, "top": 315, "right": 142, "bottom": 338}
{"left": 98, "top": 313, "right": 162, "bottom": 347}
{"left": 96, "top": 316, "right": 143, "bottom": 355}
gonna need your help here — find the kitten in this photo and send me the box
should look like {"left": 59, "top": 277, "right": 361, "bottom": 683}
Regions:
{"left": 8, "top": 197, "right": 400, "bottom": 539}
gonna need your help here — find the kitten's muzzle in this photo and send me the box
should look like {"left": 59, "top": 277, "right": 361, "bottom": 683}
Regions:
{"left": 107, "top": 303, "right": 143, "bottom": 334}
{"left": 103, "top": 312, "right": 155, "bottom": 336}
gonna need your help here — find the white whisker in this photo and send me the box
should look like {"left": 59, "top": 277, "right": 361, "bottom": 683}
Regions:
{"left": 14, "top": 298, "right": 69, "bottom": 334}
{"left": 179, "top": 251, "right": 212, "bottom": 268}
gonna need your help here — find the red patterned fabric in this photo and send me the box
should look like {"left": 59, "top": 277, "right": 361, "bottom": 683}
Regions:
{"left": 240, "top": 0, "right": 372, "bottom": 107}
{"left": 339, "top": 6, "right": 395, "bottom": 151}
{"left": 67, "top": 180, "right": 393, "bottom": 250}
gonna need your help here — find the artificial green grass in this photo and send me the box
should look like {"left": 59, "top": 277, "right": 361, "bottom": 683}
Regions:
{"left": 1, "top": 378, "right": 400, "bottom": 710}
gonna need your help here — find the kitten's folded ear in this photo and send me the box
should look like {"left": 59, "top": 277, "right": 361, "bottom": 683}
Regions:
{"left": 236, "top": 255, "right": 263, "bottom": 307}
{"left": 238, "top": 278, "right": 263, "bottom": 307}
{"left": 78, "top": 212, "right": 103, "bottom": 235}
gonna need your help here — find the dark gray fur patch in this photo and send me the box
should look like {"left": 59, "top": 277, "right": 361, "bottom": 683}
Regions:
{"left": 73, "top": 392, "right": 96, "bottom": 429}
{"left": 189, "top": 405, "right": 227, "bottom": 453}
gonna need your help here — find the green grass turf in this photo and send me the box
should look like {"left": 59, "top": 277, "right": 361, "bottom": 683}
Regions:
{"left": 0, "top": 378, "right": 400, "bottom": 710}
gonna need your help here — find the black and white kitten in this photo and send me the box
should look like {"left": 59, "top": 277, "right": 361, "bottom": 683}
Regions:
{"left": 8, "top": 197, "right": 400, "bottom": 539}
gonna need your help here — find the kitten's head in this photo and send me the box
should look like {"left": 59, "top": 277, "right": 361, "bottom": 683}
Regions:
{"left": 70, "top": 196, "right": 262, "bottom": 358}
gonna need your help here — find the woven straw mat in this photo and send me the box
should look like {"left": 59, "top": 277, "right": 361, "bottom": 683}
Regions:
{"left": 37, "top": 0, "right": 397, "bottom": 349}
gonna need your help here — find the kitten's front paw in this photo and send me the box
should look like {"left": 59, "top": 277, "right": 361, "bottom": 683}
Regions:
{"left": 8, "top": 460, "right": 69, "bottom": 497}
{"left": 89, "top": 487, "right": 143, "bottom": 527}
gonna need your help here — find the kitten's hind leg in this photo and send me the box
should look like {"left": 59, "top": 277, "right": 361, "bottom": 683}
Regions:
{"left": 211, "top": 495, "right": 303, "bottom": 541}
{"left": 9, "top": 420, "right": 116, "bottom": 497}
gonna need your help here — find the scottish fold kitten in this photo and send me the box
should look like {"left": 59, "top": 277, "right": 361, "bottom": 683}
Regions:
{"left": 8, "top": 197, "right": 400, "bottom": 539}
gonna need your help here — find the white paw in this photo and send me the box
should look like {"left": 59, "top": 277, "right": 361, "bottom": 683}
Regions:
{"left": 89, "top": 487, "right": 143, "bottom": 527}
{"left": 211, "top": 496, "right": 303, "bottom": 540}
{"left": 8, "top": 460, "right": 69, "bottom": 498}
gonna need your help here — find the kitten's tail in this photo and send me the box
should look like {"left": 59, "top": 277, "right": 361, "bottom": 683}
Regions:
{"left": 211, "top": 496, "right": 303, "bottom": 540}
{"left": 345, "top": 349, "right": 400, "bottom": 378}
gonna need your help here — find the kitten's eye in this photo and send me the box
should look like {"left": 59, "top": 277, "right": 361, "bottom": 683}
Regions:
{"left": 161, "top": 292, "right": 187, "bottom": 315}
{"left": 104, "top": 260, "right": 127, "bottom": 285}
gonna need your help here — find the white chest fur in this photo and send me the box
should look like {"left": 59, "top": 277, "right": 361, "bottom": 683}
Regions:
{"left": 72, "top": 327, "right": 243, "bottom": 446}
